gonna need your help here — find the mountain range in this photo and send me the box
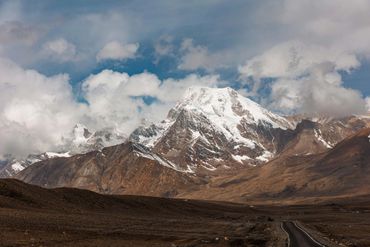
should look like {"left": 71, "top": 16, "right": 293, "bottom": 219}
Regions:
{"left": 5, "top": 86, "right": 370, "bottom": 203}
{"left": 0, "top": 124, "right": 125, "bottom": 177}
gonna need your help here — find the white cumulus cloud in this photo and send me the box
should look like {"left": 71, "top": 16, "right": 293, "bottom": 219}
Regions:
{"left": 239, "top": 40, "right": 367, "bottom": 117}
{"left": 236, "top": 0, "right": 370, "bottom": 117}
{"left": 0, "top": 58, "right": 85, "bottom": 157}
{"left": 0, "top": 57, "right": 221, "bottom": 159}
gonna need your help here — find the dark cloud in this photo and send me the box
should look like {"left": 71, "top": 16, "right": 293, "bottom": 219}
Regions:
{"left": 0, "top": 21, "right": 40, "bottom": 45}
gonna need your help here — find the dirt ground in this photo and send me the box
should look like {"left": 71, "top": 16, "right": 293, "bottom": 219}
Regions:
{"left": 1, "top": 179, "right": 370, "bottom": 247}
{"left": 0, "top": 179, "right": 282, "bottom": 247}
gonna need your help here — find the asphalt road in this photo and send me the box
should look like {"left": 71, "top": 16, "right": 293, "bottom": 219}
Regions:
{"left": 282, "top": 221, "right": 326, "bottom": 247}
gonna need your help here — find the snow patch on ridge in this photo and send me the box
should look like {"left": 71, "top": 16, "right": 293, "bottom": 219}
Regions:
{"left": 132, "top": 143, "right": 194, "bottom": 173}
{"left": 44, "top": 152, "right": 71, "bottom": 158}
{"left": 232, "top": 154, "right": 251, "bottom": 163}
{"left": 11, "top": 162, "right": 25, "bottom": 172}
{"left": 135, "top": 120, "right": 174, "bottom": 148}
{"left": 314, "top": 129, "right": 333, "bottom": 148}
{"left": 256, "top": 151, "right": 273, "bottom": 162}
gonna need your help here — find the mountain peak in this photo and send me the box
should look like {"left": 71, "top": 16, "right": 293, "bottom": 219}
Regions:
{"left": 183, "top": 86, "right": 236, "bottom": 98}
{"left": 182, "top": 86, "right": 238, "bottom": 104}
{"left": 176, "top": 86, "right": 293, "bottom": 130}
{"left": 72, "top": 123, "right": 92, "bottom": 146}
{"left": 131, "top": 86, "right": 296, "bottom": 173}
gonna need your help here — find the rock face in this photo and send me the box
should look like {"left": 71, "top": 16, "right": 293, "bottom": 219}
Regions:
{"left": 16, "top": 142, "right": 204, "bottom": 197}
{"left": 0, "top": 152, "right": 71, "bottom": 178}
{"left": 181, "top": 128, "right": 370, "bottom": 204}
{"left": 278, "top": 116, "right": 370, "bottom": 157}
{"left": 131, "top": 87, "right": 370, "bottom": 175}
{"left": 131, "top": 87, "right": 295, "bottom": 174}
{"left": 0, "top": 124, "right": 125, "bottom": 178}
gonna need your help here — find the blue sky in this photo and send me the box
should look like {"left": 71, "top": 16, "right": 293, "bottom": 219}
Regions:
{"left": 1, "top": 0, "right": 370, "bottom": 156}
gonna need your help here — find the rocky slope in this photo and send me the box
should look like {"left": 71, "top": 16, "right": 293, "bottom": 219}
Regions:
{"left": 181, "top": 128, "right": 370, "bottom": 204}
{"left": 131, "top": 87, "right": 370, "bottom": 175}
{"left": 278, "top": 115, "right": 370, "bottom": 157}
{"left": 131, "top": 87, "right": 295, "bottom": 174}
{"left": 16, "top": 141, "right": 204, "bottom": 197}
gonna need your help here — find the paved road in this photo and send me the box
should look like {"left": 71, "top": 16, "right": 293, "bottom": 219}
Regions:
{"left": 281, "top": 221, "right": 326, "bottom": 247}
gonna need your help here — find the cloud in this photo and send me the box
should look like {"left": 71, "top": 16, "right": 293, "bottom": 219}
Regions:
{"left": 0, "top": 21, "right": 40, "bottom": 46}
{"left": 0, "top": 58, "right": 85, "bottom": 157}
{"left": 81, "top": 70, "right": 161, "bottom": 133}
{"left": 0, "top": 58, "right": 220, "bottom": 158}
{"left": 41, "top": 38, "right": 77, "bottom": 62}
{"left": 239, "top": 39, "right": 368, "bottom": 117}
{"left": 1, "top": 0, "right": 370, "bottom": 157}
{"left": 268, "top": 63, "right": 367, "bottom": 117}
{"left": 278, "top": 0, "right": 370, "bottom": 53}
{"left": 154, "top": 35, "right": 174, "bottom": 56}
{"left": 156, "top": 73, "right": 220, "bottom": 103}
{"left": 154, "top": 35, "right": 174, "bottom": 63}
{"left": 239, "top": 41, "right": 360, "bottom": 80}
{"left": 81, "top": 70, "right": 220, "bottom": 132}
{"left": 178, "top": 38, "right": 227, "bottom": 71}
{"left": 237, "top": 0, "right": 370, "bottom": 115}
{"left": 366, "top": 97, "right": 370, "bottom": 112}
{"left": 96, "top": 41, "right": 139, "bottom": 61}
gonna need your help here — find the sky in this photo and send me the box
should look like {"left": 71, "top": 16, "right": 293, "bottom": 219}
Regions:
{"left": 1, "top": 0, "right": 370, "bottom": 157}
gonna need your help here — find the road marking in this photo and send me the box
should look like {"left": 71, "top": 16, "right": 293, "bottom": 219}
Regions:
{"left": 280, "top": 222, "right": 291, "bottom": 247}
{"left": 293, "top": 221, "right": 326, "bottom": 247}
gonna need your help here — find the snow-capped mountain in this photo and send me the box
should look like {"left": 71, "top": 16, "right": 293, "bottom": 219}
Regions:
{"left": 280, "top": 115, "right": 370, "bottom": 157}
{"left": 5, "top": 86, "right": 369, "bottom": 179}
{"left": 131, "top": 87, "right": 370, "bottom": 174}
{"left": 130, "top": 87, "right": 295, "bottom": 173}
{"left": 11, "top": 86, "right": 370, "bottom": 200}
{"left": 0, "top": 124, "right": 126, "bottom": 177}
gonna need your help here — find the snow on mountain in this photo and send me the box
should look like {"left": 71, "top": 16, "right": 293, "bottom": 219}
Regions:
{"left": 1, "top": 155, "right": 43, "bottom": 178}
{"left": 0, "top": 124, "right": 126, "bottom": 178}
{"left": 173, "top": 87, "right": 293, "bottom": 145}
{"left": 71, "top": 123, "right": 92, "bottom": 146}
{"left": 132, "top": 143, "right": 193, "bottom": 173}
{"left": 177, "top": 86, "right": 293, "bottom": 129}
{"left": 130, "top": 120, "right": 173, "bottom": 148}
{"left": 5, "top": 86, "right": 369, "bottom": 178}
{"left": 286, "top": 114, "right": 370, "bottom": 153}
{"left": 314, "top": 129, "right": 333, "bottom": 148}
{"left": 61, "top": 124, "right": 126, "bottom": 153}
{"left": 130, "top": 86, "right": 295, "bottom": 173}
{"left": 43, "top": 152, "right": 71, "bottom": 158}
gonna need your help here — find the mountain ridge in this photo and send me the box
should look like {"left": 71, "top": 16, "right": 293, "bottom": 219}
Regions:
{"left": 0, "top": 124, "right": 125, "bottom": 177}
{"left": 12, "top": 86, "right": 370, "bottom": 205}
